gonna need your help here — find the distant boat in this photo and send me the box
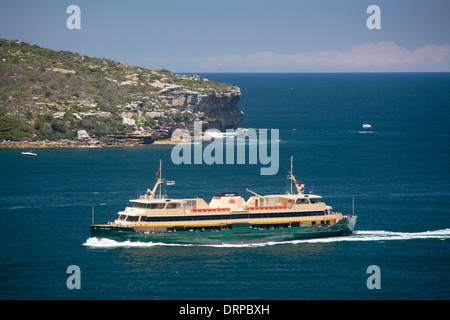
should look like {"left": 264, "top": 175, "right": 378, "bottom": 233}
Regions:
{"left": 21, "top": 151, "right": 37, "bottom": 156}
{"left": 362, "top": 122, "right": 372, "bottom": 129}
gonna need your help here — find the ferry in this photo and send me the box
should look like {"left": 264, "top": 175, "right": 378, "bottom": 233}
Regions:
{"left": 89, "top": 158, "right": 357, "bottom": 244}
{"left": 362, "top": 122, "right": 372, "bottom": 129}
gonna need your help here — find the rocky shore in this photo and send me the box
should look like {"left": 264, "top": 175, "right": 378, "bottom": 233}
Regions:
{"left": 1, "top": 85, "right": 244, "bottom": 149}
{"left": 1, "top": 138, "right": 139, "bottom": 148}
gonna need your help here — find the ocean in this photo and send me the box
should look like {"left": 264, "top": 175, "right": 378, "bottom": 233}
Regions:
{"left": 0, "top": 73, "right": 449, "bottom": 301}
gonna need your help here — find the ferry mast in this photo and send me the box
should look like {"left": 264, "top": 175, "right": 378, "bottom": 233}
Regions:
{"left": 147, "top": 159, "right": 165, "bottom": 200}
{"left": 288, "top": 156, "right": 304, "bottom": 195}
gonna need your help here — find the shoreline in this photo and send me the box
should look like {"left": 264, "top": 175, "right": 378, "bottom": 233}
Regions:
{"left": 0, "top": 138, "right": 181, "bottom": 149}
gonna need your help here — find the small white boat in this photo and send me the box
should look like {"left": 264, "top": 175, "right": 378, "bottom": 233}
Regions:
{"left": 21, "top": 151, "right": 37, "bottom": 156}
{"left": 362, "top": 122, "right": 372, "bottom": 129}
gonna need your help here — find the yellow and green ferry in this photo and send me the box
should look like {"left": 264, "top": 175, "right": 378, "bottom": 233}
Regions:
{"left": 89, "top": 158, "right": 357, "bottom": 244}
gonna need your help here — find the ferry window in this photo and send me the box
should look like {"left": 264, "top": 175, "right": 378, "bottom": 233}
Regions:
{"left": 119, "top": 214, "right": 126, "bottom": 220}
{"left": 126, "top": 215, "right": 139, "bottom": 222}
{"left": 168, "top": 203, "right": 182, "bottom": 209}
{"left": 310, "top": 198, "right": 318, "bottom": 204}
{"left": 266, "top": 197, "right": 277, "bottom": 206}
{"left": 296, "top": 199, "right": 307, "bottom": 204}
{"left": 186, "top": 200, "right": 195, "bottom": 207}
{"left": 150, "top": 203, "right": 165, "bottom": 209}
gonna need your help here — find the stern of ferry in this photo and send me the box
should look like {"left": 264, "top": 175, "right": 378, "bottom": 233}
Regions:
{"left": 89, "top": 224, "right": 138, "bottom": 241}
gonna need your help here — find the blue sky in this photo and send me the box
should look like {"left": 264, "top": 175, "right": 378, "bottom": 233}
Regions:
{"left": 1, "top": 0, "right": 449, "bottom": 72}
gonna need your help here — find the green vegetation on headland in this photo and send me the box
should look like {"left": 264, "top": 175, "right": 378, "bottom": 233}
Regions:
{"left": 0, "top": 38, "right": 242, "bottom": 144}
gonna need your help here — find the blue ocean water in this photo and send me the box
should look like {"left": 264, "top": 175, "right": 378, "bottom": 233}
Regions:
{"left": 0, "top": 73, "right": 449, "bottom": 300}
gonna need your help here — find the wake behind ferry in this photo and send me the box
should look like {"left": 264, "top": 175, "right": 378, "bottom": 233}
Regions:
{"left": 89, "top": 157, "right": 357, "bottom": 244}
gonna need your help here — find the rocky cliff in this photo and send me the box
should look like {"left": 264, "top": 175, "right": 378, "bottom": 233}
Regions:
{"left": 158, "top": 83, "right": 243, "bottom": 132}
{"left": 0, "top": 39, "right": 244, "bottom": 145}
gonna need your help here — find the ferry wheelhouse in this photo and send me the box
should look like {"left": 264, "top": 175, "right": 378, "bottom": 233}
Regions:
{"left": 90, "top": 158, "right": 357, "bottom": 244}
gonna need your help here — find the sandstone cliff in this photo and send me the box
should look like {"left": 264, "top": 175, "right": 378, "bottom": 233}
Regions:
{"left": 159, "top": 83, "right": 243, "bottom": 132}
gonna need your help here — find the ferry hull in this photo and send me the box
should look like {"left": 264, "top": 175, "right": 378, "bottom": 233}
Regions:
{"left": 89, "top": 217, "right": 357, "bottom": 245}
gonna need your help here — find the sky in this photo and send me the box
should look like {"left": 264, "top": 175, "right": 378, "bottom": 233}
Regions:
{"left": 0, "top": 0, "right": 449, "bottom": 72}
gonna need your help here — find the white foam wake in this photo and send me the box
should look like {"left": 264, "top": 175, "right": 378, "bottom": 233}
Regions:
{"left": 352, "top": 228, "right": 450, "bottom": 241}
{"left": 83, "top": 237, "right": 166, "bottom": 248}
{"left": 287, "top": 228, "right": 450, "bottom": 245}
{"left": 83, "top": 228, "right": 450, "bottom": 248}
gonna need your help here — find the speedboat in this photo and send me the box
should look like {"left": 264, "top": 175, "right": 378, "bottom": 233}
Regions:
{"left": 21, "top": 151, "right": 37, "bottom": 156}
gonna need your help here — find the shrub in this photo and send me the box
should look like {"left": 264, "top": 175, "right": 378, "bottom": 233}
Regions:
{"left": 0, "top": 114, "right": 35, "bottom": 141}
